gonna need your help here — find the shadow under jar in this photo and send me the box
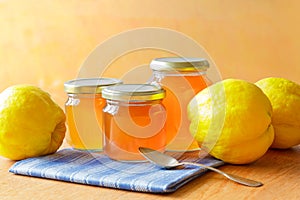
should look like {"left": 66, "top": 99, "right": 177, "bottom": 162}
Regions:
{"left": 102, "top": 84, "right": 166, "bottom": 162}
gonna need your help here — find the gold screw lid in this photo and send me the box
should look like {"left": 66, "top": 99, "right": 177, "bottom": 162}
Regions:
{"left": 64, "top": 78, "right": 123, "bottom": 94}
{"left": 102, "top": 84, "right": 165, "bottom": 101}
{"left": 150, "top": 57, "right": 209, "bottom": 72}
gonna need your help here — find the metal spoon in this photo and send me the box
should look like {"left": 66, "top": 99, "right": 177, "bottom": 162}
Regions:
{"left": 138, "top": 147, "right": 263, "bottom": 187}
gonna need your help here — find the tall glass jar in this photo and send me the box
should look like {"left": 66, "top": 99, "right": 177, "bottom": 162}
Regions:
{"left": 64, "top": 78, "right": 122, "bottom": 151}
{"left": 102, "top": 84, "right": 166, "bottom": 161}
{"left": 148, "top": 57, "right": 212, "bottom": 152}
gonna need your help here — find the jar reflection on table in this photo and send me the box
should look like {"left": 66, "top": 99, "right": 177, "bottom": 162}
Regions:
{"left": 149, "top": 57, "right": 212, "bottom": 152}
{"left": 102, "top": 84, "right": 166, "bottom": 161}
{"left": 64, "top": 78, "right": 122, "bottom": 151}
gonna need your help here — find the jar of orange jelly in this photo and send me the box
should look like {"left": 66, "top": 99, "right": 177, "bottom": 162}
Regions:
{"left": 102, "top": 84, "right": 166, "bottom": 161}
{"left": 64, "top": 78, "right": 122, "bottom": 151}
{"left": 149, "top": 57, "right": 212, "bottom": 152}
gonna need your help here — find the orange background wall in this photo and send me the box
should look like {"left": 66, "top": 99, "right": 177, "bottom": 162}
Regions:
{"left": 1, "top": 0, "right": 299, "bottom": 107}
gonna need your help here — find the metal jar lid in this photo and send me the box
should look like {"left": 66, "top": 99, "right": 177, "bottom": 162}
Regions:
{"left": 102, "top": 84, "right": 165, "bottom": 101}
{"left": 64, "top": 78, "right": 123, "bottom": 94}
{"left": 150, "top": 57, "right": 209, "bottom": 72}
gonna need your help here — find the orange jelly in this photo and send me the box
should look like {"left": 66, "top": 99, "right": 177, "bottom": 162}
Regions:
{"left": 149, "top": 57, "right": 211, "bottom": 151}
{"left": 64, "top": 78, "right": 122, "bottom": 151}
{"left": 102, "top": 84, "right": 166, "bottom": 161}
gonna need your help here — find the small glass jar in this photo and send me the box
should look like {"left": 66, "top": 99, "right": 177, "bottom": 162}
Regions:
{"left": 148, "top": 57, "right": 212, "bottom": 152}
{"left": 102, "top": 84, "right": 166, "bottom": 161}
{"left": 64, "top": 78, "right": 122, "bottom": 151}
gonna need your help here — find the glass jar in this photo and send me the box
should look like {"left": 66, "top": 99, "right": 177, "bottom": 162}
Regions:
{"left": 64, "top": 78, "right": 122, "bottom": 151}
{"left": 102, "top": 84, "right": 166, "bottom": 161}
{"left": 148, "top": 57, "right": 212, "bottom": 152}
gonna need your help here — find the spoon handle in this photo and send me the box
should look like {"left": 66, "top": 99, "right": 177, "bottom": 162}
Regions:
{"left": 181, "top": 162, "right": 263, "bottom": 187}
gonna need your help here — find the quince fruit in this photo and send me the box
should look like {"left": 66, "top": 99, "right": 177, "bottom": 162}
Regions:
{"left": 256, "top": 77, "right": 300, "bottom": 149}
{"left": 188, "top": 79, "right": 274, "bottom": 164}
{"left": 0, "top": 85, "right": 66, "bottom": 160}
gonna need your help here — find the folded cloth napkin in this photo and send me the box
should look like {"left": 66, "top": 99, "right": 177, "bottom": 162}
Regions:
{"left": 9, "top": 149, "right": 224, "bottom": 193}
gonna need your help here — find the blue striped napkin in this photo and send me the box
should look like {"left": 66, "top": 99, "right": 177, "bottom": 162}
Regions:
{"left": 9, "top": 149, "right": 224, "bottom": 193}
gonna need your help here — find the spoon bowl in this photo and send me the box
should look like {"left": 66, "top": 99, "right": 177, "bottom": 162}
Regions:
{"left": 139, "top": 147, "right": 263, "bottom": 187}
{"left": 138, "top": 147, "right": 181, "bottom": 168}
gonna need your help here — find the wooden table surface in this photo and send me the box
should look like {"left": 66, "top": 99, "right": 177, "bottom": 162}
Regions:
{"left": 1, "top": 144, "right": 299, "bottom": 200}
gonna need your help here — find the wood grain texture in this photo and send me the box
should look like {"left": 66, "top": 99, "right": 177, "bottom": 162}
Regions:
{"left": 1, "top": 145, "right": 299, "bottom": 200}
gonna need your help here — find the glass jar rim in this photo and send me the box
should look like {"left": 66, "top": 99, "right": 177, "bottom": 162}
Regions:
{"left": 64, "top": 77, "right": 123, "bottom": 94}
{"left": 150, "top": 57, "right": 209, "bottom": 72}
{"left": 102, "top": 84, "right": 165, "bottom": 101}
